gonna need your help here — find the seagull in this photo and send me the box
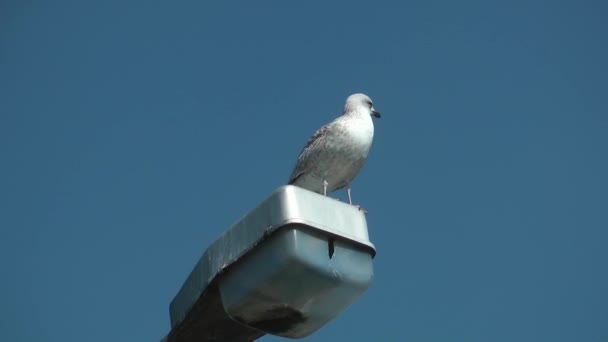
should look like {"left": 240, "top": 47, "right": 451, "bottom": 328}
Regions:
{"left": 288, "top": 93, "right": 381, "bottom": 208}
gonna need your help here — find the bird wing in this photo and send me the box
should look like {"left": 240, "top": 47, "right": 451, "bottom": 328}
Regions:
{"left": 288, "top": 123, "right": 335, "bottom": 184}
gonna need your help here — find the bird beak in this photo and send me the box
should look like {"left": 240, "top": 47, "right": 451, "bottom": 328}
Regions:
{"left": 371, "top": 107, "right": 381, "bottom": 118}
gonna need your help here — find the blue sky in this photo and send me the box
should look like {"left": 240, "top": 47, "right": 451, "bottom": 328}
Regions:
{"left": 1, "top": 1, "right": 607, "bottom": 341}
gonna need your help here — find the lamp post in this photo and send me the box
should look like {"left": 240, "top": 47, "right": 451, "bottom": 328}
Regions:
{"left": 162, "top": 185, "right": 376, "bottom": 341}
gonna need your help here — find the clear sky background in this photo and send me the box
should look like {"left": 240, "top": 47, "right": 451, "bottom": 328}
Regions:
{"left": 1, "top": 1, "right": 607, "bottom": 341}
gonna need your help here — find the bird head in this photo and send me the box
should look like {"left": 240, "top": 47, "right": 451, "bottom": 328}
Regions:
{"left": 344, "top": 93, "right": 381, "bottom": 118}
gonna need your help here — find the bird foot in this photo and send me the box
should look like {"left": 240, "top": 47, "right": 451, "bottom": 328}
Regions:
{"left": 354, "top": 205, "right": 368, "bottom": 214}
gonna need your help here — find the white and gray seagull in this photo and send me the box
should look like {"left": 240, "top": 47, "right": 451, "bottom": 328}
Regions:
{"left": 288, "top": 93, "right": 381, "bottom": 209}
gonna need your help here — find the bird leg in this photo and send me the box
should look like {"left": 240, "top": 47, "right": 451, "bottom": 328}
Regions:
{"left": 322, "top": 179, "right": 328, "bottom": 196}
{"left": 346, "top": 185, "right": 353, "bottom": 205}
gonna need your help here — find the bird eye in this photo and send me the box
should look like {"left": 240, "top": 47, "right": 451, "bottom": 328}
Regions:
{"left": 366, "top": 100, "right": 373, "bottom": 107}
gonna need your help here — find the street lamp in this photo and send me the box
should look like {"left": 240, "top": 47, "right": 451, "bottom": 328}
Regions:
{"left": 163, "top": 185, "right": 376, "bottom": 341}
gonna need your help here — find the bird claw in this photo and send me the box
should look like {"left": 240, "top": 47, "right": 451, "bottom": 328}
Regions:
{"left": 354, "top": 205, "right": 368, "bottom": 214}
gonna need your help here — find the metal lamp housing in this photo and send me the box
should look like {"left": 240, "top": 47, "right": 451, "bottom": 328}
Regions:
{"left": 169, "top": 186, "right": 376, "bottom": 339}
